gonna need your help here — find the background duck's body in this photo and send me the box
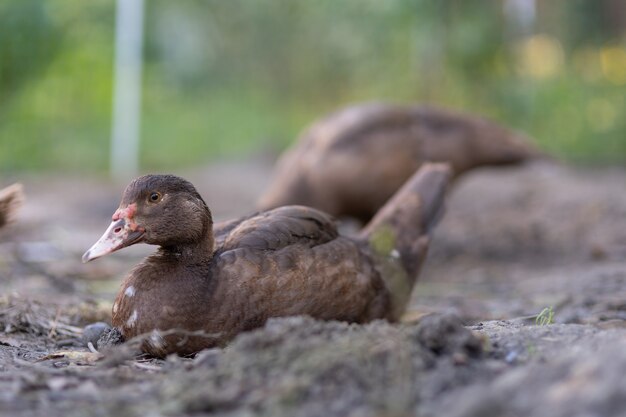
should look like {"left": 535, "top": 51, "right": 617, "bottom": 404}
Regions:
{"left": 258, "top": 102, "right": 539, "bottom": 222}
{"left": 84, "top": 165, "right": 450, "bottom": 357}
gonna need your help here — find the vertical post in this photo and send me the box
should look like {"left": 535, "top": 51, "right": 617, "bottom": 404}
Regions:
{"left": 504, "top": 0, "right": 536, "bottom": 36}
{"left": 503, "top": 0, "right": 536, "bottom": 129}
{"left": 110, "top": 0, "right": 144, "bottom": 181}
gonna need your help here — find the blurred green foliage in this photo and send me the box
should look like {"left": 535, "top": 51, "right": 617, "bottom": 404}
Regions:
{"left": 0, "top": 0, "right": 625, "bottom": 173}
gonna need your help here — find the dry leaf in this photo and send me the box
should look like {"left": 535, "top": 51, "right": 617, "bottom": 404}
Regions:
{"left": 37, "top": 350, "right": 102, "bottom": 365}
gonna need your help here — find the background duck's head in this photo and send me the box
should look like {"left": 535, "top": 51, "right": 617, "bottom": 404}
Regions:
{"left": 82, "top": 174, "right": 212, "bottom": 262}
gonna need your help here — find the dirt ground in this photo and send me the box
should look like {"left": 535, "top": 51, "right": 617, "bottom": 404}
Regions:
{"left": 1, "top": 159, "right": 625, "bottom": 417}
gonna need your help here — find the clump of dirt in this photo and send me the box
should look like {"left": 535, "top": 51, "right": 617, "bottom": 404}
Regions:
{"left": 0, "top": 306, "right": 494, "bottom": 417}
{"left": 2, "top": 300, "right": 625, "bottom": 417}
{"left": 158, "top": 315, "right": 486, "bottom": 416}
{"left": 0, "top": 296, "right": 81, "bottom": 341}
{"left": 444, "top": 327, "right": 626, "bottom": 417}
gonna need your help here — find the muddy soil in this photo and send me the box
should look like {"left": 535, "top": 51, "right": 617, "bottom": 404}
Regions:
{"left": 1, "top": 159, "right": 625, "bottom": 417}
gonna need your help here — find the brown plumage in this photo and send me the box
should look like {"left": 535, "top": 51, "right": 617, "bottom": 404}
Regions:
{"left": 0, "top": 183, "right": 24, "bottom": 230}
{"left": 82, "top": 164, "right": 450, "bottom": 357}
{"left": 258, "top": 102, "right": 541, "bottom": 222}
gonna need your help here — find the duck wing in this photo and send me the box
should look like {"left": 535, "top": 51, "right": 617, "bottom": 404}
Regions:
{"left": 212, "top": 212, "right": 258, "bottom": 248}
{"left": 219, "top": 205, "right": 338, "bottom": 251}
{"left": 360, "top": 163, "right": 451, "bottom": 319}
{"left": 209, "top": 206, "right": 390, "bottom": 333}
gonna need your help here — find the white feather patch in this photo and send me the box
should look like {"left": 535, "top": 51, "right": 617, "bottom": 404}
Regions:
{"left": 124, "top": 286, "right": 136, "bottom": 297}
{"left": 126, "top": 310, "right": 138, "bottom": 327}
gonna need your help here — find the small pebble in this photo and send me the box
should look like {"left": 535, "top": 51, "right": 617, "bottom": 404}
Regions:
{"left": 505, "top": 350, "right": 519, "bottom": 363}
{"left": 82, "top": 322, "right": 111, "bottom": 349}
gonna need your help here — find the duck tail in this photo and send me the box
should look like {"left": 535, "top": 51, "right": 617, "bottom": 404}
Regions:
{"left": 359, "top": 163, "right": 451, "bottom": 319}
{"left": 0, "top": 183, "right": 24, "bottom": 229}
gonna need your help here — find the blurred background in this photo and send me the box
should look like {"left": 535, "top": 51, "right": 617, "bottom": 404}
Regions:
{"left": 1, "top": 0, "right": 625, "bottom": 176}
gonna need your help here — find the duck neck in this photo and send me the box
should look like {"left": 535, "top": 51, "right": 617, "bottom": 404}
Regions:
{"left": 159, "top": 226, "right": 215, "bottom": 263}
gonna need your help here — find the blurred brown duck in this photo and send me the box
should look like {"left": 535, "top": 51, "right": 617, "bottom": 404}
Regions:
{"left": 0, "top": 183, "right": 24, "bottom": 230}
{"left": 258, "top": 102, "right": 542, "bottom": 222}
{"left": 82, "top": 164, "right": 450, "bottom": 357}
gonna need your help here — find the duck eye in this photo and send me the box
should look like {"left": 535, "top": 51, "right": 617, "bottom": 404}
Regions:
{"left": 149, "top": 192, "right": 162, "bottom": 203}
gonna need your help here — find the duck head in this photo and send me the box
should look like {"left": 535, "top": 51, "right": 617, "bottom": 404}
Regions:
{"left": 82, "top": 174, "right": 212, "bottom": 262}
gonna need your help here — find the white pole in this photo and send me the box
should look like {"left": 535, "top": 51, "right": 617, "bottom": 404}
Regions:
{"left": 504, "top": 0, "right": 536, "bottom": 36}
{"left": 110, "top": 0, "right": 144, "bottom": 181}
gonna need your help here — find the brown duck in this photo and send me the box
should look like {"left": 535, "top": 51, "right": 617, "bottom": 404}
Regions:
{"left": 258, "top": 102, "right": 541, "bottom": 222}
{"left": 83, "top": 164, "right": 450, "bottom": 357}
{"left": 0, "top": 183, "right": 24, "bottom": 230}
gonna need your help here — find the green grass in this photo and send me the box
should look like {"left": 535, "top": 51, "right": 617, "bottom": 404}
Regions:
{"left": 535, "top": 307, "right": 555, "bottom": 326}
